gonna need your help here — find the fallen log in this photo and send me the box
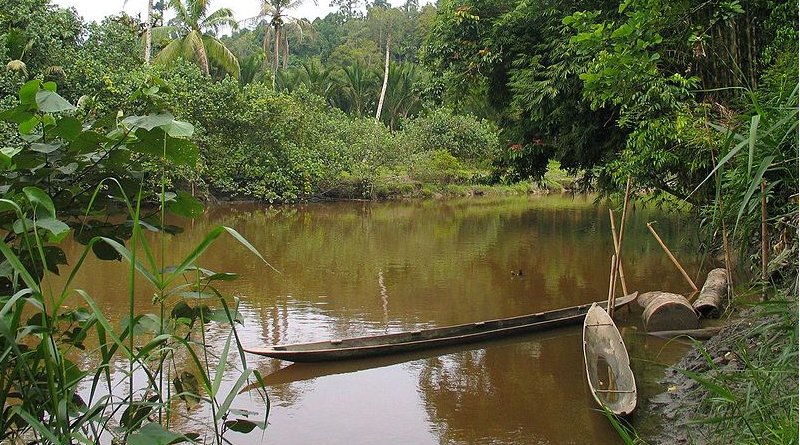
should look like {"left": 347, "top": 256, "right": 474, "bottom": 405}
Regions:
{"left": 693, "top": 268, "right": 728, "bottom": 318}
{"left": 642, "top": 293, "right": 700, "bottom": 332}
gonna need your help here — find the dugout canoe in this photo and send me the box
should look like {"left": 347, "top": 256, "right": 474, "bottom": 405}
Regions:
{"left": 582, "top": 303, "right": 637, "bottom": 416}
{"left": 245, "top": 293, "right": 638, "bottom": 363}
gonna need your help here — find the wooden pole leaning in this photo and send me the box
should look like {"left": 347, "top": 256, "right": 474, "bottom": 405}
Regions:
{"left": 646, "top": 222, "right": 699, "bottom": 292}
{"left": 609, "top": 209, "right": 628, "bottom": 296}
{"left": 607, "top": 254, "right": 617, "bottom": 317}
{"left": 609, "top": 176, "right": 632, "bottom": 311}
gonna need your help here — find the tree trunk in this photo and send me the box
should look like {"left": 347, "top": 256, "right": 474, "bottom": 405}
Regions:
{"left": 692, "top": 268, "right": 728, "bottom": 318}
{"left": 375, "top": 33, "right": 391, "bottom": 121}
{"left": 144, "top": 0, "right": 153, "bottom": 63}
{"left": 273, "top": 26, "right": 281, "bottom": 88}
{"left": 263, "top": 27, "right": 271, "bottom": 68}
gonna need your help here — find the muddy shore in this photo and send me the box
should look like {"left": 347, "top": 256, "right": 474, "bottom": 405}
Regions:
{"left": 647, "top": 305, "right": 795, "bottom": 445}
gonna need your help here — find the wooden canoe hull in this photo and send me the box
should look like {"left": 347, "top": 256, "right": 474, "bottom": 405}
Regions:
{"left": 582, "top": 303, "right": 637, "bottom": 416}
{"left": 245, "top": 293, "right": 638, "bottom": 363}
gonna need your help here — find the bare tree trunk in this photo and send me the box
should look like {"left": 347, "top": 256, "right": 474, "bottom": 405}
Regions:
{"left": 273, "top": 26, "right": 280, "bottom": 88}
{"left": 263, "top": 27, "right": 271, "bottom": 65}
{"left": 144, "top": 0, "right": 153, "bottom": 63}
{"left": 375, "top": 33, "right": 391, "bottom": 121}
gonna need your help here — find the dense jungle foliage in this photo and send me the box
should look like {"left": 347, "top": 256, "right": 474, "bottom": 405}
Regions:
{"left": 0, "top": 0, "right": 796, "bottom": 442}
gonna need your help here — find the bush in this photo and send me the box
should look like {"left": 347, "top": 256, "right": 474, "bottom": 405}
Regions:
{"left": 399, "top": 108, "right": 500, "bottom": 163}
{"left": 407, "top": 149, "right": 469, "bottom": 184}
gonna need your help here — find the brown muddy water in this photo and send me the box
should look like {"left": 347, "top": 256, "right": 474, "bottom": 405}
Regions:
{"left": 54, "top": 195, "right": 712, "bottom": 444}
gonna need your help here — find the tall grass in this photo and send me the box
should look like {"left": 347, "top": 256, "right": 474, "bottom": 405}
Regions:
{"left": 0, "top": 82, "right": 272, "bottom": 443}
{"left": 680, "top": 297, "right": 798, "bottom": 444}
{"left": 0, "top": 181, "right": 272, "bottom": 444}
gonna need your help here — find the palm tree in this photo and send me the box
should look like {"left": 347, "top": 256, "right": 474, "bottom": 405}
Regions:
{"left": 151, "top": 0, "right": 240, "bottom": 78}
{"left": 250, "top": 0, "right": 315, "bottom": 88}
{"left": 339, "top": 62, "right": 376, "bottom": 116}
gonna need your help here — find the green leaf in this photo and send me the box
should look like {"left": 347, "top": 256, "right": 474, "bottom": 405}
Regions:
{"left": 0, "top": 105, "right": 34, "bottom": 123}
{"left": 52, "top": 117, "right": 83, "bottom": 141}
{"left": 225, "top": 419, "right": 262, "bottom": 434}
{"left": 35, "top": 90, "right": 76, "bottom": 113}
{"left": 92, "top": 236, "right": 123, "bottom": 260}
{"left": 127, "top": 423, "right": 185, "bottom": 445}
{"left": 19, "top": 116, "right": 40, "bottom": 134}
{"left": 131, "top": 128, "right": 198, "bottom": 166}
{"left": 216, "top": 369, "right": 253, "bottom": 423}
{"left": 206, "top": 272, "right": 238, "bottom": 282}
{"left": 209, "top": 307, "right": 243, "bottom": 323}
{"left": 70, "top": 130, "right": 110, "bottom": 154}
{"left": 165, "top": 120, "right": 194, "bottom": 138}
{"left": 0, "top": 147, "right": 22, "bottom": 168}
{"left": 30, "top": 142, "right": 61, "bottom": 154}
{"left": 223, "top": 226, "right": 279, "bottom": 273}
{"left": 42, "top": 246, "right": 68, "bottom": 273}
{"left": 123, "top": 113, "right": 174, "bottom": 131}
{"left": 167, "top": 191, "right": 204, "bottom": 218}
{"left": 121, "top": 403, "right": 153, "bottom": 430}
{"left": 57, "top": 162, "right": 79, "bottom": 175}
{"left": 35, "top": 217, "right": 71, "bottom": 239}
{"left": 611, "top": 24, "right": 633, "bottom": 38}
{"left": 19, "top": 80, "right": 40, "bottom": 105}
{"left": 12, "top": 218, "right": 34, "bottom": 234}
{"left": 0, "top": 239, "right": 40, "bottom": 292}
{"left": 734, "top": 155, "right": 774, "bottom": 235}
{"left": 677, "top": 369, "right": 736, "bottom": 403}
{"left": 747, "top": 114, "right": 760, "bottom": 177}
{"left": 23, "top": 186, "right": 56, "bottom": 218}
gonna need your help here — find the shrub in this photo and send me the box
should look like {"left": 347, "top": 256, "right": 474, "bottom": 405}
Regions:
{"left": 399, "top": 108, "right": 500, "bottom": 163}
{"left": 407, "top": 149, "right": 469, "bottom": 184}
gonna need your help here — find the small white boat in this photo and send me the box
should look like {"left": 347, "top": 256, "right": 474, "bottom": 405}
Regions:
{"left": 582, "top": 303, "right": 637, "bottom": 416}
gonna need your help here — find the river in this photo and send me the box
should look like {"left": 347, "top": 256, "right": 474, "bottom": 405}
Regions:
{"left": 55, "top": 194, "right": 708, "bottom": 444}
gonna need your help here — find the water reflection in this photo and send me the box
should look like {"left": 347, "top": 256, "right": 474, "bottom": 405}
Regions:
{"left": 50, "top": 195, "right": 709, "bottom": 444}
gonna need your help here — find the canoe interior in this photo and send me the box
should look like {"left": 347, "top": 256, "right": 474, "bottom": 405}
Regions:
{"left": 582, "top": 303, "right": 637, "bottom": 416}
{"left": 245, "top": 293, "right": 637, "bottom": 362}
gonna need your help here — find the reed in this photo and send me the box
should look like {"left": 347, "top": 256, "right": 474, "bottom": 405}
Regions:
{"left": 0, "top": 83, "right": 271, "bottom": 443}
{"left": 0, "top": 182, "right": 272, "bottom": 444}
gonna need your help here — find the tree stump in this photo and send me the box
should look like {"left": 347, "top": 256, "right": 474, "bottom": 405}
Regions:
{"left": 692, "top": 268, "right": 728, "bottom": 318}
{"left": 642, "top": 293, "right": 699, "bottom": 332}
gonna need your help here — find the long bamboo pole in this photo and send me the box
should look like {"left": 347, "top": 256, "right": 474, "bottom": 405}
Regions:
{"left": 608, "top": 177, "right": 632, "bottom": 305}
{"left": 607, "top": 254, "right": 617, "bottom": 317}
{"left": 609, "top": 209, "right": 628, "bottom": 295}
{"left": 761, "top": 180, "right": 769, "bottom": 301}
{"left": 647, "top": 222, "right": 699, "bottom": 292}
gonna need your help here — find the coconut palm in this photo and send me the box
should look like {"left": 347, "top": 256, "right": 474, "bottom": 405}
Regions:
{"left": 249, "top": 0, "right": 315, "bottom": 87}
{"left": 151, "top": 0, "right": 240, "bottom": 78}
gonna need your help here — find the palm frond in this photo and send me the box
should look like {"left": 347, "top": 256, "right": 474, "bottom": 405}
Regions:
{"left": 202, "top": 8, "right": 238, "bottom": 34}
{"left": 203, "top": 35, "right": 241, "bottom": 79}
{"left": 185, "top": 30, "right": 210, "bottom": 74}
{"left": 189, "top": 0, "right": 209, "bottom": 26}
{"left": 153, "top": 38, "right": 184, "bottom": 65}
{"left": 168, "top": 0, "right": 192, "bottom": 27}
{"left": 150, "top": 25, "right": 179, "bottom": 43}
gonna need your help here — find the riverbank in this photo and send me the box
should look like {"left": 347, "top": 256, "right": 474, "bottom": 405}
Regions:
{"left": 648, "top": 293, "right": 798, "bottom": 444}
{"left": 205, "top": 161, "right": 580, "bottom": 203}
